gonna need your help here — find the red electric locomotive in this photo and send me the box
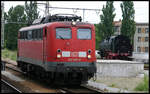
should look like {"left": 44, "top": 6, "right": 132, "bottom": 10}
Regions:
{"left": 17, "top": 14, "right": 96, "bottom": 85}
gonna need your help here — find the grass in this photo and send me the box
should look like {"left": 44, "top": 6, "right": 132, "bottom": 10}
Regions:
{"left": 134, "top": 74, "right": 149, "bottom": 91}
{"left": 1, "top": 48, "right": 17, "bottom": 61}
{"left": 109, "top": 83, "right": 116, "bottom": 87}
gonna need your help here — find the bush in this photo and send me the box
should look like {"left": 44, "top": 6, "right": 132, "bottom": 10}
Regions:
{"left": 134, "top": 74, "right": 149, "bottom": 91}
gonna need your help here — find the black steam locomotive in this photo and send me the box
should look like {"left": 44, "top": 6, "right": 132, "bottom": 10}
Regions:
{"left": 98, "top": 35, "right": 133, "bottom": 60}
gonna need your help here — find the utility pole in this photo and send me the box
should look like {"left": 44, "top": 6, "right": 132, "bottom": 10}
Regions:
{"left": 83, "top": 9, "right": 85, "bottom": 22}
{"left": 1, "top": 2, "right": 4, "bottom": 48}
{"left": 45, "top": 1, "right": 49, "bottom": 16}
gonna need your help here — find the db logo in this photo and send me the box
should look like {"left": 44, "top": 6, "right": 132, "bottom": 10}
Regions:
{"left": 71, "top": 52, "right": 78, "bottom": 57}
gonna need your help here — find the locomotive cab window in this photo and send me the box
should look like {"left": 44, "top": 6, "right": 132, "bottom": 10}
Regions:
{"left": 56, "top": 28, "right": 71, "bottom": 39}
{"left": 77, "top": 28, "right": 91, "bottom": 39}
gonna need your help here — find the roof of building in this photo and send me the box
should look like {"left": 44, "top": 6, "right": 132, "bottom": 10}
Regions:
{"left": 113, "top": 20, "right": 149, "bottom": 26}
{"left": 135, "top": 22, "right": 149, "bottom": 26}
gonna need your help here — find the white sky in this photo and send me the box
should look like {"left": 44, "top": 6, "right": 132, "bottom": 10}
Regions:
{"left": 3, "top": 1, "right": 149, "bottom": 24}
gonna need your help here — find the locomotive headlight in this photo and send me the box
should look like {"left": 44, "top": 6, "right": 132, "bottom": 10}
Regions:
{"left": 88, "top": 55, "right": 91, "bottom": 59}
{"left": 57, "top": 54, "right": 61, "bottom": 58}
{"left": 72, "top": 21, "right": 76, "bottom": 25}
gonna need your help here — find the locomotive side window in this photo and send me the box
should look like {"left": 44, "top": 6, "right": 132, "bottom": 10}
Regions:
{"left": 34, "top": 30, "right": 36, "bottom": 40}
{"left": 20, "top": 32, "right": 22, "bottom": 39}
{"left": 37, "top": 29, "right": 40, "bottom": 39}
{"left": 19, "top": 28, "right": 43, "bottom": 40}
{"left": 28, "top": 30, "right": 32, "bottom": 40}
{"left": 25, "top": 31, "right": 28, "bottom": 40}
{"left": 77, "top": 28, "right": 91, "bottom": 39}
{"left": 40, "top": 29, "right": 43, "bottom": 39}
{"left": 22, "top": 31, "right": 24, "bottom": 40}
{"left": 36, "top": 29, "right": 42, "bottom": 40}
{"left": 56, "top": 28, "right": 71, "bottom": 39}
{"left": 32, "top": 30, "right": 34, "bottom": 39}
{"left": 34, "top": 29, "right": 38, "bottom": 40}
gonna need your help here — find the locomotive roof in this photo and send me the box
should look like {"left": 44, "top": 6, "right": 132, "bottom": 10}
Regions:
{"left": 19, "top": 23, "right": 47, "bottom": 32}
{"left": 19, "top": 21, "right": 93, "bottom": 32}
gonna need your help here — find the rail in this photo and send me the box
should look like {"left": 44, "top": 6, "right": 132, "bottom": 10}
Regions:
{"left": 1, "top": 79, "right": 22, "bottom": 93}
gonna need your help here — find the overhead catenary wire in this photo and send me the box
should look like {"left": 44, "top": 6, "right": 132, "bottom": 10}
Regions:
{"left": 36, "top": 2, "right": 101, "bottom": 22}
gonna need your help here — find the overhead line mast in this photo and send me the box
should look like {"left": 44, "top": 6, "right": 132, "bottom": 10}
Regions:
{"left": 1, "top": 2, "right": 4, "bottom": 48}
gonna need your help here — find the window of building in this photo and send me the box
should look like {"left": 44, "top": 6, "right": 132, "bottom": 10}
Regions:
{"left": 142, "top": 37, "right": 145, "bottom": 42}
{"left": 138, "top": 28, "right": 141, "bottom": 33}
{"left": 142, "top": 28, "right": 145, "bottom": 33}
{"left": 145, "top": 47, "right": 149, "bottom": 52}
{"left": 137, "top": 47, "right": 141, "bottom": 52}
{"left": 138, "top": 37, "right": 141, "bottom": 42}
{"left": 114, "top": 26, "right": 119, "bottom": 32}
{"left": 145, "top": 37, "right": 149, "bottom": 42}
{"left": 145, "top": 28, "right": 149, "bottom": 33}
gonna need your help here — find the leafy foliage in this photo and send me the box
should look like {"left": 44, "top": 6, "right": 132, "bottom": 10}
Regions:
{"left": 4, "top": 2, "right": 40, "bottom": 50}
{"left": 4, "top": 5, "right": 27, "bottom": 50}
{"left": 25, "top": 1, "right": 40, "bottom": 26}
{"left": 134, "top": 74, "right": 149, "bottom": 91}
{"left": 96, "top": 1, "right": 116, "bottom": 49}
{"left": 120, "top": 1, "right": 136, "bottom": 45}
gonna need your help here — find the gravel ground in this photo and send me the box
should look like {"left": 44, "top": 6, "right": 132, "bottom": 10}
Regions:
{"left": 90, "top": 76, "right": 143, "bottom": 91}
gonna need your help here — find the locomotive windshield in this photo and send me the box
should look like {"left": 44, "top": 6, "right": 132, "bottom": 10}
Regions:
{"left": 77, "top": 29, "right": 91, "bottom": 39}
{"left": 56, "top": 28, "right": 71, "bottom": 39}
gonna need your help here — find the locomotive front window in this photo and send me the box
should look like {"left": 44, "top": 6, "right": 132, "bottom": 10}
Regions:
{"left": 56, "top": 28, "right": 71, "bottom": 39}
{"left": 77, "top": 29, "right": 91, "bottom": 39}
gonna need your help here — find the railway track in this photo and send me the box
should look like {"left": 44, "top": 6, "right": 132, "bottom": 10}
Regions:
{"left": 1, "top": 79, "right": 22, "bottom": 93}
{"left": 2, "top": 59, "right": 104, "bottom": 93}
{"left": 59, "top": 85, "right": 102, "bottom": 93}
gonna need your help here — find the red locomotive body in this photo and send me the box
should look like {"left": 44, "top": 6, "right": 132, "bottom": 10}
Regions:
{"left": 17, "top": 18, "right": 96, "bottom": 84}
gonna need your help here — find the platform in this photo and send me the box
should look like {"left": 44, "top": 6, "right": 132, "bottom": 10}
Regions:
{"left": 96, "top": 59, "right": 144, "bottom": 77}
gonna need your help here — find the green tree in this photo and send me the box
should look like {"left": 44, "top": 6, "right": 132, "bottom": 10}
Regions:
{"left": 96, "top": 1, "right": 116, "bottom": 49}
{"left": 120, "top": 1, "right": 136, "bottom": 45}
{"left": 25, "top": 1, "right": 40, "bottom": 26}
{"left": 4, "top": 5, "right": 27, "bottom": 50}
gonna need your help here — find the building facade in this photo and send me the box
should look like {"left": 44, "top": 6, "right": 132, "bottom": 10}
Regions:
{"left": 134, "top": 23, "right": 149, "bottom": 53}
{"left": 113, "top": 21, "right": 149, "bottom": 53}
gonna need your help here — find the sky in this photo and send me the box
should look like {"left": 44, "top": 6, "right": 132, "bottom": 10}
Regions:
{"left": 2, "top": 1, "right": 149, "bottom": 24}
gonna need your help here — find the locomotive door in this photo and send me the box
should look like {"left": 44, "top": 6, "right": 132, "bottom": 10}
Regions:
{"left": 43, "top": 27, "right": 47, "bottom": 63}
